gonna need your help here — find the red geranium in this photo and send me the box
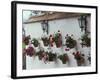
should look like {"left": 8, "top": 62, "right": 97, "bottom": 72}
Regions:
{"left": 26, "top": 46, "right": 35, "bottom": 57}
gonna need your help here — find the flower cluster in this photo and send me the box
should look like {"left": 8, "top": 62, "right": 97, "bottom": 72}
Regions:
{"left": 23, "top": 35, "right": 30, "bottom": 45}
{"left": 65, "top": 34, "right": 76, "bottom": 49}
{"left": 73, "top": 51, "right": 85, "bottom": 66}
{"left": 36, "top": 51, "right": 57, "bottom": 62}
{"left": 25, "top": 46, "right": 35, "bottom": 57}
{"left": 58, "top": 54, "right": 69, "bottom": 64}
{"left": 31, "top": 38, "right": 39, "bottom": 47}
{"left": 53, "top": 30, "right": 62, "bottom": 48}
{"left": 41, "top": 30, "right": 62, "bottom": 47}
{"left": 81, "top": 34, "right": 91, "bottom": 47}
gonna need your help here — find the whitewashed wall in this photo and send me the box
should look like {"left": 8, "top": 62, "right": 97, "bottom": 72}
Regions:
{"left": 24, "top": 22, "right": 43, "bottom": 38}
{"left": 24, "top": 17, "right": 84, "bottom": 39}
{"left": 24, "top": 17, "right": 90, "bottom": 70}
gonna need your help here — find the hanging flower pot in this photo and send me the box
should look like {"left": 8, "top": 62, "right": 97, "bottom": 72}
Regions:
{"left": 23, "top": 35, "right": 30, "bottom": 45}
{"left": 41, "top": 37, "right": 49, "bottom": 46}
{"left": 47, "top": 52, "right": 57, "bottom": 61}
{"left": 58, "top": 54, "right": 69, "bottom": 64}
{"left": 73, "top": 51, "right": 85, "bottom": 66}
{"left": 42, "top": 52, "right": 49, "bottom": 64}
{"left": 25, "top": 46, "right": 35, "bottom": 57}
{"left": 41, "top": 32, "right": 49, "bottom": 46}
{"left": 38, "top": 54, "right": 43, "bottom": 60}
{"left": 31, "top": 38, "right": 39, "bottom": 47}
{"left": 54, "top": 30, "right": 62, "bottom": 48}
{"left": 65, "top": 34, "right": 76, "bottom": 49}
{"left": 81, "top": 34, "right": 91, "bottom": 47}
{"left": 36, "top": 50, "right": 44, "bottom": 60}
{"left": 49, "top": 34, "right": 54, "bottom": 47}
{"left": 55, "top": 41, "right": 62, "bottom": 48}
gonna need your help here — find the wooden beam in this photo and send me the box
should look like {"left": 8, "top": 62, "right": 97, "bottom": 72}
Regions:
{"left": 24, "top": 12, "right": 87, "bottom": 24}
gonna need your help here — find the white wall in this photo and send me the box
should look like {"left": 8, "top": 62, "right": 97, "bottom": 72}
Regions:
{"left": 24, "top": 22, "right": 43, "bottom": 38}
{"left": 24, "top": 17, "right": 83, "bottom": 39}
{"left": 49, "top": 18, "right": 83, "bottom": 40}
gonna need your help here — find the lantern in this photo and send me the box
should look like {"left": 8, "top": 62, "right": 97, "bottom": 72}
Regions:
{"left": 78, "top": 15, "right": 87, "bottom": 33}
{"left": 41, "top": 20, "right": 48, "bottom": 34}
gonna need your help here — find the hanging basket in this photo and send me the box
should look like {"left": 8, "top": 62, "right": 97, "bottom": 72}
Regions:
{"left": 55, "top": 41, "right": 62, "bottom": 48}
{"left": 81, "top": 34, "right": 91, "bottom": 47}
{"left": 42, "top": 37, "right": 49, "bottom": 46}
{"left": 36, "top": 50, "right": 44, "bottom": 60}
{"left": 25, "top": 46, "right": 35, "bottom": 57}
{"left": 77, "top": 58, "right": 85, "bottom": 66}
{"left": 58, "top": 54, "right": 69, "bottom": 64}
{"left": 23, "top": 36, "right": 30, "bottom": 45}
{"left": 47, "top": 52, "right": 57, "bottom": 61}
{"left": 65, "top": 36, "right": 76, "bottom": 49}
{"left": 73, "top": 52, "right": 85, "bottom": 66}
{"left": 31, "top": 38, "right": 39, "bottom": 47}
{"left": 38, "top": 54, "right": 43, "bottom": 60}
{"left": 54, "top": 32, "right": 62, "bottom": 48}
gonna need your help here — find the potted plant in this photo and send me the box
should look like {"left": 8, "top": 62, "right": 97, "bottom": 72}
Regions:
{"left": 49, "top": 34, "right": 54, "bottom": 47}
{"left": 65, "top": 34, "right": 76, "bottom": 49}
{"left": 36, "top": 50, "right": 44, "bottom": 60}
{"left": 58, "top": 54, "right": 69, "bottom": 64}
{"left": 41, "top": 37, "right": 49, "bottom": 46}
{"left": 47, "top": 52, "right": 57, "bottom": 61}
{"left": 31, "top": 38, "right": 39, "bottom": 47}
{"left": 54, "top": 30, "right": 62, "bottom": 48}
{"left": 73, "top": 51, "right": 85, "bottom": 66}
{"left": 25, "top": 46, "right": 35, "bottom": 57}
{"left": 23, "top": 35, "right": 30, "bottom": 45}
{"left": 81, "top": 34, "right": 91, "bottom": 47}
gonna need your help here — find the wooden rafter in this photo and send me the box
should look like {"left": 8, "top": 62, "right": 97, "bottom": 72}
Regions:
{"left": 24, "top": 12, "right": 88, "bottom": 24}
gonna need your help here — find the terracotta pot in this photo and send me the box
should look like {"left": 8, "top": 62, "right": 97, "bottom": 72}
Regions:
{"left": 42, "top": 38, "right": 49, "bottom": 46}
{"left": 77, "top": 57, "right": 84, "bottom": 66}
{"left": 33, "top": 43, "right": 38, "bottom": 47}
